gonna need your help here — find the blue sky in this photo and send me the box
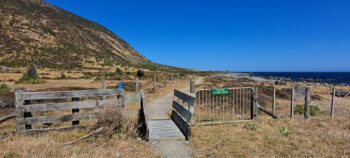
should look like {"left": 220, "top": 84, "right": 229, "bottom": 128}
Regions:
{"left": 46, "top": 0, "right": 350, "bottom": 72}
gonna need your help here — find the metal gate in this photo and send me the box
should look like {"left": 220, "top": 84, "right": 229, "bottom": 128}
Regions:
{"left": 194, "top": 87, "right": 255, "bottom": 125}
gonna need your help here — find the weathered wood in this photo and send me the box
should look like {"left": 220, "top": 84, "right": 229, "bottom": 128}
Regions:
{"left": 251, "top": 87, "right": 258, "bottom": 119}
{"left": 24, "top": 99, "right": 120, "bottom": 112}
{"left": 19, "top": 113, "right": 99, "bottom": 125}
{"left": 135, "top": 77, "right": 139, "bottom": 93}
{"left": 171, "top": 110, "right": 191, "bottom": 140}
{"left": 25, "top": 126, "right": 88, "bottom": 135}
{"left": 153, "top": 76, "right": 156, "bottom": 92}
{"left": 72, "top": 97, "right": 80, "bottom": 126}
{"left": 173, "top": 101, "right": 192, "bottom": 122}
{"left": 0, "top": 112, "right": 15, "bottom": 123}
{"left": 304, "top": 87, "right": 310, "bottom": 119}
{"left": 174, "top": 89, "right": 195, "bottom": 106}
{"left": 15, "top": 88, "right": 25, "bottom": 133}
{"left": 272, "top": 86, "right": 276, "bottom": 115}
{"left": 258, "top": 106, "right": 277, "bottom": 119}
{"left": 290, "top": 86, "right": 295, "bottom": 118}
{"left": 63, "top": 127, "right": 104, "bottom": 146}
{"left": 330, "top": 89, "right": 335, "bottom": 118}
{"left": 101, "top": 80, "right": 107, "bottom": 100}
{"left": 190, "top": 80, "right": 195, "bottom": 93}
{"left": 21, "top": 89, "right": 122, "bottom": 100}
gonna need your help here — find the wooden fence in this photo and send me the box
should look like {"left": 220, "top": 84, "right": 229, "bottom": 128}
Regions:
{"left": 171, "top": 89, "right": 195, "bottom": 139}
{"left": 15, "top": 88, "right": 125, "bottom": 133}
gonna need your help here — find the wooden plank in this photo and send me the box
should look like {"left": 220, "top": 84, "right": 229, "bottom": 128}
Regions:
{"left": 251, "top": 88, "right": 258, "bottom": 119}
{"left": 15, "top": 88, "right": 25, "bottom": 133}
{"left": 20, "top": 113, "right": 99, "bottom": 125}
{"left": 25, "top": 126, "right": 88, "bottom": 135}
{"left": 72, "top": 97, "right": 80, "bottom": 126}
{"left": 171, "top": 110, "right": 191, "bottom": 140}
{"left": 22, "top": 89, "right": 122, "bottom": 100}
{"left": 24, "top": 99, "right": 120, "bottom": 112}
{"left": 173, "top": 101, "right": 192, "bottom": 122}
{"left": 258, "top": 106, "right": 278, "bottom": 119}
{"left": 330, "top": 89, "right": 335, "bottom": 118}
{"left": 190, "top": 80, "right": 195, "bottom": 93}
{"left": 174, "top": 89, "right": 195, "bottom": 105}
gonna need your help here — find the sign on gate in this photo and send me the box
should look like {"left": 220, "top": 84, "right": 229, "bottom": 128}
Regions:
{"left": 211, "top": 88, "right": 229, "bottom": 95}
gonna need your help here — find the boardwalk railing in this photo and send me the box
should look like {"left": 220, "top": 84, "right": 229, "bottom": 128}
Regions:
{"left": 171, "top": 89, "right": 195, "bottom": 139}
{"left": 15, "top": 88, "right": 125, "bottom": 133}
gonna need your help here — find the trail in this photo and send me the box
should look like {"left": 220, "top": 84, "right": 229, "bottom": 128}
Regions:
{"left": 143, "top": 79, "right": 203, "bottom": 158}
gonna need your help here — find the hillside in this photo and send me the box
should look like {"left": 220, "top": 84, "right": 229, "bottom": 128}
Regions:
{"left": 0, "top": 0, "right": 151, "bottom": 69}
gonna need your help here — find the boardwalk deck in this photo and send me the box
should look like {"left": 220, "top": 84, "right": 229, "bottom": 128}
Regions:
{"left": 148, "top": 120, "right": 185, "bottom": 140}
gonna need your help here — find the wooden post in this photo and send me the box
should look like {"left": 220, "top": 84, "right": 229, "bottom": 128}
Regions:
{"left": 290, "top": 86, "right": 294, "bottom": 118}
{"left": 251, "top": 87, "right": 258, "bottom": 119}
{"left": 304, "top": 87, "right": 310, "bottom": 119}
{"left": 272, "top": 86, "right": 276, "bottom": 115}
{"left": 164, "top": 76, "right": 167, "bottom": 87}
{"left": 153, "top": 76, "right": 156, "bottom": 92}
{"left": 135, "top": 77, "right": 139, "bottom": 93}
{"left": 102, "top": 80, "right": 107, "bottom": 100}
{"left": 190, "top": 80, "right": 195, "bottom": 93}
{"left": 15, "top": 88, "right": 25, "bottom": 133}
{"left": 330, "top": 89, "right": 335, "bottom": 118}
{"left": 72, "top": 97, "right": 80, "bottom": 126}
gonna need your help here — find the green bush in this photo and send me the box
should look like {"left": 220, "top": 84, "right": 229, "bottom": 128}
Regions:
{"left": 279, "top": 127, "right": 291, "bottom": 136}
{"left": 294, "top": 104, "right": 322, "bottom": 116}
{"left": 0, "top": 83, "right": 10, "bottom": 94}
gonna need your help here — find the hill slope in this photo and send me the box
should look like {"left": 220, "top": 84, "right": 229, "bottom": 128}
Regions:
{"left": 0, "top": 0, "right": 149, "bottom": 69}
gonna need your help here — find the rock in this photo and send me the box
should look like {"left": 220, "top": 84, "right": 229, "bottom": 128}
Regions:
{"left": 335, "top": 90, "right": 350, "bottom": 97}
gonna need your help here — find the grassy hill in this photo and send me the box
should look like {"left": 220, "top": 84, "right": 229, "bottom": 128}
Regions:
{"left": 0, "top": 0, "right": 179, "bottom": 71}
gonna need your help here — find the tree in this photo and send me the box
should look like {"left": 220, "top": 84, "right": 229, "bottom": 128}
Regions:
{"left": 136, "top": 69, "right": 145, "bottom": 78}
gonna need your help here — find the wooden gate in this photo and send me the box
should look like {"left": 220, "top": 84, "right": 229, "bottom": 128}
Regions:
{"left": 194, "top": 87, "right": 258, "bottom": 125}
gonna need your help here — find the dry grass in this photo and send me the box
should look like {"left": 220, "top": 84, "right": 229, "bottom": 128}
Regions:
{"left": 191, "top": 117, "right": 350, "bottom": 158}
{"left": 190, "top": 75, "right": 350, "bottom": 158}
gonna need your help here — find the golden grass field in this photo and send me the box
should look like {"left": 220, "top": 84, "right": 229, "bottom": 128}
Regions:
{"left": 190, "top": 76, "right": 350, "bottom": 158}
{"left": 0, "top": 68, "right": 191, "bottom": 158}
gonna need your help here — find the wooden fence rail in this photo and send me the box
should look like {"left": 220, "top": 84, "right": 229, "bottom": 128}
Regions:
{"left": 15, "top": 88, "right": 125, "bottom": 134}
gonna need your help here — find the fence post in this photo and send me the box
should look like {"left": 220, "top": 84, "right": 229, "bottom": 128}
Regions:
{"left": 251, "top": 87, "right": 258, "bottom": 119}
{"left": 330, "top": 89, "right": 335, "bottom": 118}
{"left": 135, "top": 77, "right": 139, "bottom": 93}
{"left": 190, "top": 80, "right": 195, "bottom": 93}
{"left": 15, "top": 88, "right": 25, "bottom": 133}
{"left": 72, "top": 97, "right": 80, "bottom": 126}
{"left": 304, "top": 87, "right": 310, "bottom": 119}
{"left": 164, "top": 76, "right": 167, "bottom": 87}
{"left": 153, "top": 76, "right": 156, "bottom": 92}
{"left": 290, "top": 86, "right": 294, "bottom": 118}
{"left": 272, "top": 86, "right": 276, "bottom": 115}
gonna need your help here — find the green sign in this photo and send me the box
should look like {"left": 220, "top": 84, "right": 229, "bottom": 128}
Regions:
{"left": 211, "top": 88, "right": 229, "bottom": 95}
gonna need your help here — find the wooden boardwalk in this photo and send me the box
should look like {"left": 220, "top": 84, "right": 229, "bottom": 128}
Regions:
{"left": 148, "top": 120, "right": 185, "bottom": 140}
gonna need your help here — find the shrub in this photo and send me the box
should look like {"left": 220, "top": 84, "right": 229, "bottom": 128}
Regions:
{"left": 96, "top": 107, "right": 137, "bottom": 138}
{"left": 294, "top": 104, "right": 322, "bottom": 116}
{"left": 115, "top": 67, "right": 123, "bottom": 76}
{"left": 15, "top": 63, "right": 44, "bottom": 84}
{"left": 279, "top": 127, "right": 291, "bottom": 136}
{"left": 136, "top": 69, "right": 145, "bottom": 78}
{"left": 0, "top": 83, "right": 10, "bottom": 94}
{"left": 26, "top": 63, "right": 38, "bottom": 78}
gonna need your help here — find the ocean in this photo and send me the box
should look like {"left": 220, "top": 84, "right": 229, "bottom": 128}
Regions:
{"left": 249, "top": 72, "right": 350, "bottom": 85}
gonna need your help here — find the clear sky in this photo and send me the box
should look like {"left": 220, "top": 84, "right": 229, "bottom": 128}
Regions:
{"left": 46, "top": 0, "right": 350, "bottom": 72}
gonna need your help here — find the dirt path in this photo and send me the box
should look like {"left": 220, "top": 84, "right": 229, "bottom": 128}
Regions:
{"left": 144, "top": 79, "right": 203, "bottom": 158}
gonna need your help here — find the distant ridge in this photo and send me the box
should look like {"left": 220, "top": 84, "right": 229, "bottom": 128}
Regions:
{"left": 0, "top": 0, "right": 150, "bottom": 69}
